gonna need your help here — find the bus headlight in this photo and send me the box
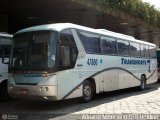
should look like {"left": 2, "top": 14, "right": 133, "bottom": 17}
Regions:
{"left": 8, "top": 86, "right": 13, "bottom": 91}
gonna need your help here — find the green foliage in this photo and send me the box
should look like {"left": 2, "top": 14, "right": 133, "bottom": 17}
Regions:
{"left": 80, "top": 0, "right": 160, "bottom": 29}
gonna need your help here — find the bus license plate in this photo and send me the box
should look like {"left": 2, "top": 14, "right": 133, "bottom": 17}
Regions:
{"left": 20, "top": 89, "right": 28, "bottom": 95}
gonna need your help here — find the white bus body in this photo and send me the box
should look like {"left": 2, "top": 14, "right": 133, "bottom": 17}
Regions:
{"left": 8, "top": 23, "right": 157, "bottom": 102}
{"left": 0, "top": 33, "right": 13, "bottom": 99}
{"left": 157, "top": 49, "right": 160, "bottom": 81}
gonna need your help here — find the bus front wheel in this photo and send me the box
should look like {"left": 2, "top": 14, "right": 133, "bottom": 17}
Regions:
{"left": 139, "top": 75, "right": 146, "bottom": 90}
{"left": 82, "top": 80, "right": 93, "bottom": 102}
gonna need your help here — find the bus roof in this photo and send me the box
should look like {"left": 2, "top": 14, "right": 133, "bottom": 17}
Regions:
{"left": 15, "top": 23, "right": 156, "bottom": 47}
{"left": 0, "top": 33, "right": 13, "bottom": 38}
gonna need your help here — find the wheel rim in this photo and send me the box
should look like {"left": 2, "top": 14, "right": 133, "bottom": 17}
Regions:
{"left": 83, "top": 85, "right": 91, "bottom": 99}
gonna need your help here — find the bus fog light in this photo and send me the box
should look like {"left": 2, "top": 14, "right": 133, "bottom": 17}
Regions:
{"left": 45, "top": 87, "right": 49, "bottom": 91}
{"left": 40, "top": 87, "right": 44, "bottom": 91}
{"left": 40, "top": 87, "right": 49, "bottom": 91}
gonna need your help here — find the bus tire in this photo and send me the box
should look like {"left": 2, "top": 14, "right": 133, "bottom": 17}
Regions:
{"left": 0, "top": 81, "right": 8, "bottom": 101}
{"left": 139, "top": 75, "right": 146, "bottom": 90}
{"left": 82, "top": 80, "right": 93, "bottom": 102}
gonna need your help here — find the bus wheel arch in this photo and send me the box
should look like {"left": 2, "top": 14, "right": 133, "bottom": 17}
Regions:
{"left": 86, "top": 78, "right": 96, "bottom": 94}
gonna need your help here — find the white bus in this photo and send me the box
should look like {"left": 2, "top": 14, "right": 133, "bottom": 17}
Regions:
{"left": 8, "top": 23, "right": 157, "bottom": 102}
{"left": 0, "top": 33, "right": 13, "bottom": 100}
{"left": 157, "top": 49, "right": 160, "bottom": 82}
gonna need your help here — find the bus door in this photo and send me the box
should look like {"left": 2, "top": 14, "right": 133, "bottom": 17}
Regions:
{"left": 57, "top": 29, "right": 78, "bottom": 99}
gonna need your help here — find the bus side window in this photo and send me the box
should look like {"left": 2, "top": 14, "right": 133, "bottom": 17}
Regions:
{"left": 141, "top": 45, "right": 149, "bottom": 58}
{"left": 59, "top": 29, "right": 78, "bottom": 71}
{"left": 130, "top": 42, "right": 141, "bottom": 57}
{"left": 117, "top": 40, "right": 130, "bottom": 56}
{"left": 101, "top": 37, "right": 117, "bottom": 55}
{"left": 1, "top": 45, "right": 11, "bottom": 64}
{"left": 0, "top": 36, "right": 12, "bottom": 63}
{"left": 77, "top": 31, "right": 100, "bottom": 54}
{"left": 149, "top": 46, "right": 156, "bottom": 58}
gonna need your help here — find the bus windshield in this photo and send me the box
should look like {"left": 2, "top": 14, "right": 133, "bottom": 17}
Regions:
{"left": 10, "top": 31, "right": 58, "bottom": 71}
{"left": 0, "top": 35, "right": 13, "bottom": 59}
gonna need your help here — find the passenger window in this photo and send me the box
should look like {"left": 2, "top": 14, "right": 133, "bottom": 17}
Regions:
{"left": 117, "top": 40, "right": 130, "bottom": 56}
{"left": 101, "top": 37, "right": 117, "bottom": 55}
{"left": 141, "top": 45, "right": 149, "bottom": 58}
{"left": 0, "top": 45, "right": 11, "bottom": 58}
{"left": 0, "top": 37, "right": 12, "bottom": 58}
{"left": 77, "top": 31, "right": 100, "bottom": 54}
{"left": 59, "top": 29, "right": 78, "bottom": 71}
{"left": 130, "top": 42, "right": 141, "bottom": 57}
{"left": 149, "top": 46, "right": 156, "bottom": 58}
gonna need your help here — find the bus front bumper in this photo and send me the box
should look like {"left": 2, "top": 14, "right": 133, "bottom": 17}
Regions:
{"left": 8, "top": 85, "right": 58, "bottom": 101}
